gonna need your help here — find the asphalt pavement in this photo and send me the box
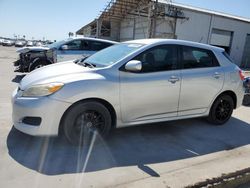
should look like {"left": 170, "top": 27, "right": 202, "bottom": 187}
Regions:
{"left": 1, "top": 46, "right": 250, "bottom": 188}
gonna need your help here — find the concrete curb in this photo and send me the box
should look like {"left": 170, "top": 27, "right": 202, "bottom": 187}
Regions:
{"left": 186, "top": 168, "right": 250, "bottom": 188}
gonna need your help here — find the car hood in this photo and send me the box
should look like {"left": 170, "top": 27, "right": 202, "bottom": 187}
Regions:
{"left": 19, "top": 61, "right": 101, "bottom": 90}
{"left": 16, "top": 46, "right": 50, "bottom": 53}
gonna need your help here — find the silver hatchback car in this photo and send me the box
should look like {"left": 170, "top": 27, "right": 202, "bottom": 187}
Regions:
{"left": 12, "top": 39, "right": 245, "bottom": 144}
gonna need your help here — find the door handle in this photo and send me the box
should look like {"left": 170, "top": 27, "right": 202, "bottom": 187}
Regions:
{"left": 168, "top": 76, "right": 180, "bottom": 83}
{"left": 213, "top": 72, "right": 221, "bottom": 79}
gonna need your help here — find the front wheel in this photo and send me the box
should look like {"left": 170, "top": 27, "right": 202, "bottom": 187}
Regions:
{"left": 29, "top": 61, "right": 47, "bottom": 72}
{"left": 207, "top": 95, "right": 234, "bottom": 125}
{"left": 62, "top": 101, "right": 112, "bottom": 145}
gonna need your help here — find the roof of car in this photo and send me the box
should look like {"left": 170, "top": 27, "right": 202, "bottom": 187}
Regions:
{"left": 69, "top": 37, "right": 118, "bottom": 44}
{"left": 123, "top": 39, "right": 224, "bottom": 52}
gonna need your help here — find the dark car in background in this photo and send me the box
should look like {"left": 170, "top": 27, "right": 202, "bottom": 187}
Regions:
{"left": 243, "top": 77, "right": 250, "bottom": 105}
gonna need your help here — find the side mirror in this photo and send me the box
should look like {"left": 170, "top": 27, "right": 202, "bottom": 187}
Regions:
{"left": 125, "top": 60, "right": 142, "bottom": 72}
{"left": 61, "top": 45, "right": 68, "bottom": 50}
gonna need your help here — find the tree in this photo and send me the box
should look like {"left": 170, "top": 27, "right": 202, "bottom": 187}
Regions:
{"left": 68, "top": 32, "right": 74, "bottom": 38}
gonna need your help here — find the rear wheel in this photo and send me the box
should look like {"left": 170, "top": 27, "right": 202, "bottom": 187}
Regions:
{"left": 207, "top": 94, "right": 234, "bottom": 125}
{"left": 62, "top": 101, "right": 112, "bottom": 145}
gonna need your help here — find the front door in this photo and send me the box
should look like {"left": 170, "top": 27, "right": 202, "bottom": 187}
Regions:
{"left": 120, "top": 45, "right": 181, "bottom": 123}
{"left": 57, "top": 39, "right": 94, "bottom": 62}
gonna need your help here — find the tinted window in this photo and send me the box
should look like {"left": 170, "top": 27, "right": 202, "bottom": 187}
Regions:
{"left": 133, "top": 45, "right": 178, "bottom": 72}
{"left": 81, "top": 40, "right": 90, "bottom": 50}
{"left": 90, "top": 41, "right": 113, "bottom": 51}
{"left": 182, "top": 46, "right": 219, "bottom": 69}
{"left": 222, "top": 51, "right": 234, "bottom": 63}
{"left": 65, "top": 40, "right": 82, "bottom": 50}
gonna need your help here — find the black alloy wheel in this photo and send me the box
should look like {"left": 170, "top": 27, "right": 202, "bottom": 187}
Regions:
{"left": 207, "top": 95, "right": 234, "bottom": 125}
{"left": 63, "top": 101, "right": 112, "bottom": 145}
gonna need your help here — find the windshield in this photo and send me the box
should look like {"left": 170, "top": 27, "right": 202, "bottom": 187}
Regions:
{"left": 47, "top": 40, "right": 66, "bottom": 48}
{"left": 82, "top": 43, "right": 144, "bottom": 67}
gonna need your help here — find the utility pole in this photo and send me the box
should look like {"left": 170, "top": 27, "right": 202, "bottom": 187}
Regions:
{"left": 148, "top": 0, "right": 158, "bottom": 38}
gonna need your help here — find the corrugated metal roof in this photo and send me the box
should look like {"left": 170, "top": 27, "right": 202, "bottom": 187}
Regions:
{"left": 160, "top": 0, "right": 250, "bottom": 23}
{"left": 77, "top": 0, "right": 250, "bottom": 34}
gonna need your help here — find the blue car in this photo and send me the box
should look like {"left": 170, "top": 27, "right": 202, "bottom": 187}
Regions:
{"left": 14, "top": 37, "right": 117, "bottom": 72}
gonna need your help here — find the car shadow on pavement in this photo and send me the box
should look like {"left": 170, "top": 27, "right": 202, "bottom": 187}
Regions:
{"left": 7, "top": 117, "right": 250, "bottom": 176}
{"left": 12, "top": 74, "right": 26, "bottom": 83}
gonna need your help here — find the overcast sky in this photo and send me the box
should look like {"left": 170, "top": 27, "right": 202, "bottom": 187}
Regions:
{"left": 0, "top": 0, "right": 249, "bottom": 41}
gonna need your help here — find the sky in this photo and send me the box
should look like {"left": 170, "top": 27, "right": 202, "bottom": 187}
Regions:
{"left": 0, "top": 0, "right": 250, "bottom": 41}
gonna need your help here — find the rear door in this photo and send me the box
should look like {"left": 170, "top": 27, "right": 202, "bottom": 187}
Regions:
{"left": 178, "top": 45, "right": 224, "bottom": 116}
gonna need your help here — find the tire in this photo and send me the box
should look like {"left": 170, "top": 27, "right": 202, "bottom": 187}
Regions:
{"left": 29, "top": 60, "right": 47, "bottom": 72}
{"left": 207, "top": 94, "right": 234, "bottom": 125}
{"left": 62, "top": 101, "right": 112, "bottom": 145}
{"left": 243, "top": 95, "right": 250, "bottom": 106}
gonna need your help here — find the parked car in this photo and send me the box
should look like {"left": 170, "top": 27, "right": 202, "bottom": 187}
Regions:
{"left": 243, "top": 77, "right": 250, "bottom": 105}
{"left": 15, "top": 40, "right": 26, "bottom": 47}
{"left": 2, "top": 39, "right": 15, "bottom": 46}
{"left": 14, "top": 37, "right": 117, "bottom": 72}
{"left": 34, "top": 41, "right": 43, "bottom": 47}
{"left": 0, "top": 38, "right": 4, "bottom": 45}
{"left": 26, "top": 41, "right": 34, "bottom": 47}
{"left": 12, "top": 39, "right": 245, "bottom": 145}
{"left": 45, "top": 40, "right": 53, "bottom": 45}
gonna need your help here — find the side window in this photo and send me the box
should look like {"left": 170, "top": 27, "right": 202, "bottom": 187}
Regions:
{"left": 90, "top": 41, "right": 112, "bottom": 51}
{"left": 133, "top": 45, "right": 178, "bottom": 73}
{"left": 182, "top": 46, "right": 219, "bottom": 69}
{"left": 81, "top": 40, "right": 90, "bottom": 50}
{"left": 64, "top": 40, "right": 82, "bottom": 50}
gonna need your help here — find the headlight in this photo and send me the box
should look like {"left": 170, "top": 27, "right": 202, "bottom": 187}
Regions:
{"left": 22, "top": 82, "right": 64, "bottom": 97}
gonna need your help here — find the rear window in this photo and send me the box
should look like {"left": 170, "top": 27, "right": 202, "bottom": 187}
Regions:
{"left": 222, "top": 51, "right": 234, "bottom": 63}
{"left": 182, "top": 46, "right": 220, "bottom": 69}
{"left": 90, "top": 41, "right": 113, "bottom": 51}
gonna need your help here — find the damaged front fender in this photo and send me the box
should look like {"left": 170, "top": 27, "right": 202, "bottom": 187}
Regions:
{"left": 16, "top": 46, "right": 50, "bottom": 54}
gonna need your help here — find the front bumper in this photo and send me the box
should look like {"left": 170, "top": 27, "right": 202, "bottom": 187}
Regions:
{"left": 12, "top": 88, "right": 71, "bottom": 136}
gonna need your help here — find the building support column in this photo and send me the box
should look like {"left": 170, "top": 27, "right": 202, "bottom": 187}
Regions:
{"left": 148, "top": 0, "right": 158, "bottom": 38}
{"left": 96, "top": 19, "right": 102, "bottom": 38}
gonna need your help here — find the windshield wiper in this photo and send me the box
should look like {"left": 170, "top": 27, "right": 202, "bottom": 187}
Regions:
{"left": 79, "top": 61, "right": 96, "bottom": 68}
{"left": 74, "top": 57, "right": 96, "bottom": 68}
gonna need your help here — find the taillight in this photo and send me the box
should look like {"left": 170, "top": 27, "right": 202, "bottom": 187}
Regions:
{"left": 239, "top": 70, "right": 245, "bottom": 81}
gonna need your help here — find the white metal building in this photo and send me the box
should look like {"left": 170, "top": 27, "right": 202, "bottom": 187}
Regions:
{"left": 76, "top": 0, "right": 250, "bottom": 68}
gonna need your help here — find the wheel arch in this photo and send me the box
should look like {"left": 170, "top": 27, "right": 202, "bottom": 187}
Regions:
{"left": 58, "top": 98, "right": 117, "bottom": 134}
{"left": 214, "top": 90, "right": 237, "bottom": 109}
{"left": 32, "top": 57, "right": 53, "bottom": 65}
{"left": 29, "top": 57, "right": 52, "bottom": 72}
